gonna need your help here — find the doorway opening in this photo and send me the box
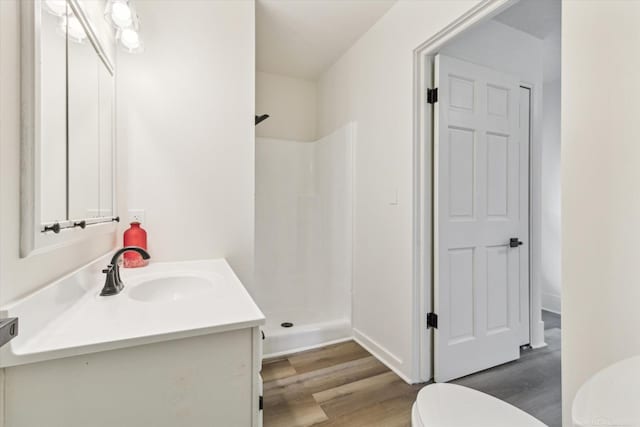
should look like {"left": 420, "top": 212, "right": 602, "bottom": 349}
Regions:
{"left": 414, "top": 0, "right": 561, "bottom": 423}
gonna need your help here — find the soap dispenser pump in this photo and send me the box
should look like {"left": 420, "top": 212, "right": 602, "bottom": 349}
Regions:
{"left": 123, "top": 222, "right": 148, "bottom": 268}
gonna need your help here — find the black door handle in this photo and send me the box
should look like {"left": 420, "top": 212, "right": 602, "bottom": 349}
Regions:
{"left": 509, "top": 238, "right": 523, "bottom": 248}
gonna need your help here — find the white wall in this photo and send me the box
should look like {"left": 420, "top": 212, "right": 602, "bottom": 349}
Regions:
{"left": 0, "top": 0, "right": 121, "bottom": 305}
{"left": 118, "top": 1, "right": 255, "bottom": 289}
{"left": 256, "top": 71, "right": 317, "bottom": 142}
{"left": 541, "top": 78, "right": 561, "bottom": 313}
{"left": 562, "top": 2, "right": 640, "bottom": 425}
{"left": 541, "top": 21, "right": 562, "bottom": 314}
{"left": 317, "top": 0, "right": 482, "bottom": 382}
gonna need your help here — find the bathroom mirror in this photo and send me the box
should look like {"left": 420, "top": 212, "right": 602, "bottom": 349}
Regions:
{"left": 21, "top": 0, "right": 117, "bottom": 257}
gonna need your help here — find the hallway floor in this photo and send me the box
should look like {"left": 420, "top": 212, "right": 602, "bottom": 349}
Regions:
{"left": 262, "top": 328, "right": 561, "bottom": 427}
{"left": 543, "top": 309, "right": 561, "bottom": 330}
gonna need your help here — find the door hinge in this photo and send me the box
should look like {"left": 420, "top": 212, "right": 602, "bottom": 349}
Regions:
{"left": 259, "top": 395, "right": 263, "bottom": 411}
{"left": 427, "top": 88, "right": 438, "bottom": 104}
{"left": 427, "top": 312, "right": 438, "bottom": 329}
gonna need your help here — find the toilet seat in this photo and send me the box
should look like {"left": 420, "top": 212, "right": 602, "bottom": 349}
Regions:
{"left": 411, "top": 402, "right": 425, "bottom": 427}
{"left": 572, "top": 355, "right": 640, "bottom": 427}
{"left": 412, "top": 383, "right": 546, "bottom": 427}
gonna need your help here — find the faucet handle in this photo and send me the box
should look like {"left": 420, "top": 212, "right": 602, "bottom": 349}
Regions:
{"left": 102, "top": 264, "right": 114, "bottom": 274}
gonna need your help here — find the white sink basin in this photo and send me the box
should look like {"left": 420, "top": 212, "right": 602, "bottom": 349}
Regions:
{"left": 128, "top": 273, "right": 223, "bottom": 303}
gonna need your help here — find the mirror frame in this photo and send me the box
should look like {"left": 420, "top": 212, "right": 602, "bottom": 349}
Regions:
{"left": 20, "top": 0, "right": 118, "bottom": 257}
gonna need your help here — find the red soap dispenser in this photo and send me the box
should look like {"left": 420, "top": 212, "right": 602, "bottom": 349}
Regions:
{"left": 123, "top": 222, "right": 148, "bottom": 268}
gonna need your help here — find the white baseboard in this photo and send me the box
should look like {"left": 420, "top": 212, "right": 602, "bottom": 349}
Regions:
{"left": 531, "top": 340, "right": 548, "bottom": 350}
{"left": 352, "top": 328, "right": 415, "bottom": 384}
{"left": 542, "top": 293, "right": 561, "bottom": 314}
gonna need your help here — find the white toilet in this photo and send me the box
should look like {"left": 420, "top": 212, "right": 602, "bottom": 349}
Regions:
{"left": 411, "top": 383, "right": 546, "bottom": 427}
{"left": 572, "top": 355, "right": 640, "bottom": 427}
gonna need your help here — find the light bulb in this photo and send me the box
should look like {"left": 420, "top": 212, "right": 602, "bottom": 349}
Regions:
{"left": 44, "top": 0, "right": 67, "bottom": 17}
{"left": 110, "top": 1, "right": 132, "bottom": 28}
{"left": 61, "top": 15, "right": 87, "bottom": 43}
{"left": 120, "top": 28, "right": 140, "bottom": 50}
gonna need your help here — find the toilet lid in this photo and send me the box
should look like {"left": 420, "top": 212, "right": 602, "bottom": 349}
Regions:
{"left": 415, "top": 383, "right": 546, "bottom": 427}
{"left": 572, "top": 355, "right": 640, "bottom": 427}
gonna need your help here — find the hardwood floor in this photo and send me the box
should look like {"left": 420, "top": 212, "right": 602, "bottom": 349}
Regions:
{"left": 263, "top": 328, "right": 561, "bottom": 427}
{"left": 453, "top": 328, "right": 561, "bottom": 427}
{"left": 262, "top": 341, "right": 421, "bottom": 427}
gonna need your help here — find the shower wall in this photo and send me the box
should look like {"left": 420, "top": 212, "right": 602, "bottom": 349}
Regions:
{"left": 255, "top": 124, "right": 354, "bottom": 355}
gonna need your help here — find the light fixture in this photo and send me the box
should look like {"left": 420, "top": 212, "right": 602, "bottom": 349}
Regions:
{"left": 61, "top": 14, "right": 87, "bottom": 43}
{"left": 43, "top": 0, "right": 68, "bottom": 17}
{"left": 118, "top": 28, "right": 143, "bottom": 53}
{"left": 105, "top": 0, "right": 134, "bottom": 29}
{"left": 105, "top": 0, "right": 143, "bottom": 54}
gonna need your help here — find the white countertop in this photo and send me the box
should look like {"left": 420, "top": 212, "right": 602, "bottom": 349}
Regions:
{"left": 0, "top": 257, "right": 265, "bottom": 367}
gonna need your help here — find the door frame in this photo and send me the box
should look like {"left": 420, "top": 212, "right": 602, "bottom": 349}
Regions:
{"left": 411, "top": 0, "right": 546, "bottom": 383}
{"left": 519, "top": 83, "right": 533, "bottom": 348}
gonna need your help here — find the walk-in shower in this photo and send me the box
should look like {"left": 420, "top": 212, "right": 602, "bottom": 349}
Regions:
{"left": 255, "top": 123, "right": 354, "bottom": 356}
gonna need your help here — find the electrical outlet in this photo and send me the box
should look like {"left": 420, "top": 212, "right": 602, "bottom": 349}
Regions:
{"left": 128, "top": 209, "right": 145, "bottom": 224}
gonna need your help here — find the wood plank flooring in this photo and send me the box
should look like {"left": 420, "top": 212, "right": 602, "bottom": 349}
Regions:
{"left": 453, "top": 328, "right": 561, "bottom": 427}
{"left": 263, "top": 328, "right": 561, "bottom": 427}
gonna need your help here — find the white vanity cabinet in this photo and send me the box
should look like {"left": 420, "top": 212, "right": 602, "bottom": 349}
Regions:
{"left": 4, "top": 328, "right": 263, "bottom": 427}
{"left": 0, "top": 258, "right": 265, "bottom": 427}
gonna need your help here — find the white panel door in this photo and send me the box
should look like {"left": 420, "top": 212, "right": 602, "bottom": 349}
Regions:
{"left": 433, "top": 54, "right": 529, "bottom": 382}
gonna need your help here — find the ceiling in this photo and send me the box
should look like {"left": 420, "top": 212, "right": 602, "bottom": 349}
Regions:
{"left": 256, "top": 0, "right": 397, "bottom": 80}
{"left": 494, "top": 0, "right": 561, "bottom": 81}
{"left": 494, "top": 0, "right": 560, "bottom": 40}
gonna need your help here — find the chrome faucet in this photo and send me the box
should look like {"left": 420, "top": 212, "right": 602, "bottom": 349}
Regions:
{"left": 100, "top": 246, "right": 151, "bottom": 296}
